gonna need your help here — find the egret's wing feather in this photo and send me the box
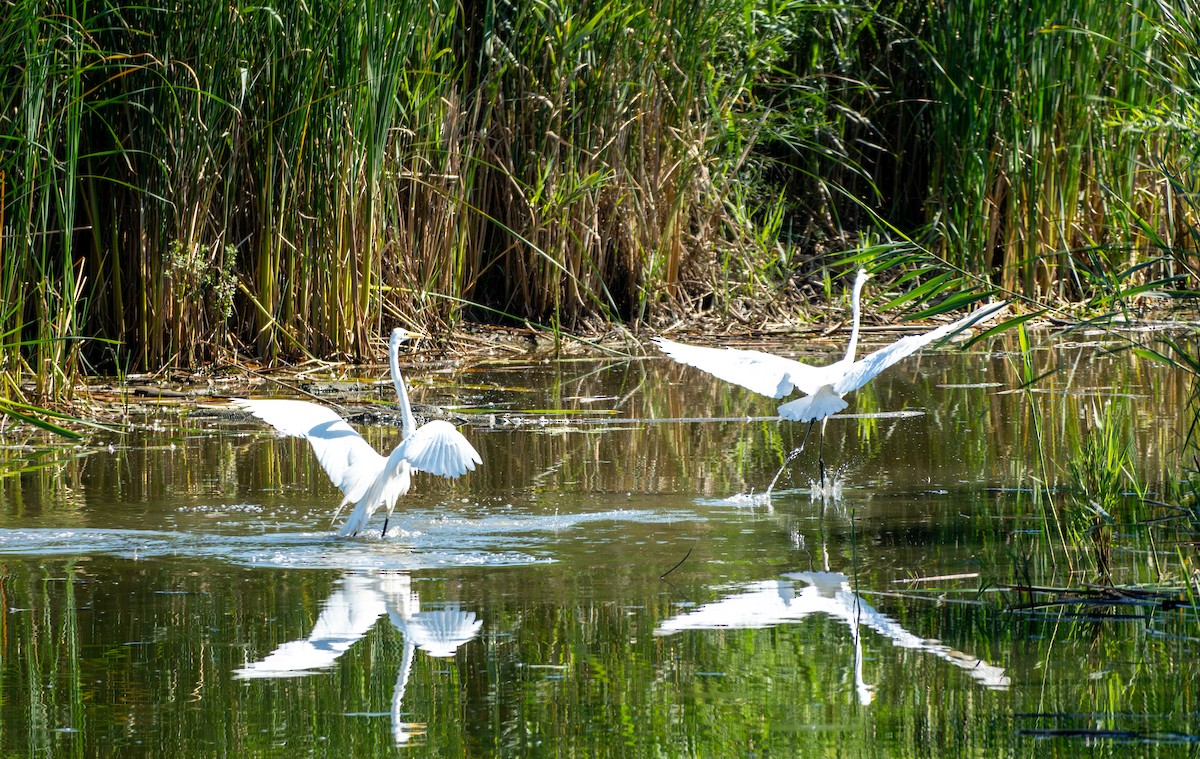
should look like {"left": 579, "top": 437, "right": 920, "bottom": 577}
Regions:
{"left": 834, "top": 301, "right": 1007, "bottom": 395}
{"left": 777, "top": 386, "right": 848, "bottom": 422}
{"left": 336, "top": 449, "right": 411, "bottom": 537}
{"left": 233, "top": 398, "right": 347, "bottom": 437}
{"left": 652, "top": 337, "right": 820, "bottom": 398}
{"left": 234, "top": 398, "right": 388, "bottom": 501}
{"left": 396, "top": 420, "right": 482, "bottom": 478}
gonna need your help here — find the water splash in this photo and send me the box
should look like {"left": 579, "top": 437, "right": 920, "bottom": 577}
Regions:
{"left": 809, "top": 471, "right": 846, "bottom": 501}
{"left": 0, "top": 506, "right": 697, "bottom": 572}
{"left": 720, "top": 491, "right": 774, "bottom": 508}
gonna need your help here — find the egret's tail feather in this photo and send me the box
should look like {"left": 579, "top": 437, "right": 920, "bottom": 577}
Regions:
{"left": 329, "top": 496, "right": 353, "bottom": 531}
{"left": 337, "top": 499, "right": 374, "bottom": 538}
{"left": 778, "top": 389, "right": 847, "bottom": 422}
{"left": 336, "top": 451, "right": 409, "bottom": 538}
{"left": 336, "top": 479, "right": 390, "bottom": 538}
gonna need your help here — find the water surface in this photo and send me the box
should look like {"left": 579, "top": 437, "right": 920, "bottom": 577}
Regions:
{"left": 1, "top": 334, "right": 1197, "bottom": 755}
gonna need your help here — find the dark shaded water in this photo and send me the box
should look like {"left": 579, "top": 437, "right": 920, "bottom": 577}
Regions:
{"left": 1, "top": 335, "right": 1198, "bottom": 756}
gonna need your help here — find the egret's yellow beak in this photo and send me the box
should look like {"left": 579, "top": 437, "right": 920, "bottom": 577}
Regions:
{"left": 390, "top": 327, "right": 424, "bottom": 343}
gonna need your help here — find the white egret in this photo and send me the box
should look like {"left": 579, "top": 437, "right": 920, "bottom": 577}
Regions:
{"left": 653, "top": 269, "right": 1006, "bottom": 485}
{"left": 234, "top": 328, "right": 481, "bottom": 537}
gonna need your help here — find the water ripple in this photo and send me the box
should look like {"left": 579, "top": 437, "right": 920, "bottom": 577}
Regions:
{"left": 0, "top": 507, "right": 694, "bottom": 571}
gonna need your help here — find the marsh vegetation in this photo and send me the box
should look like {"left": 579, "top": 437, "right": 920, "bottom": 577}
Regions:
{"left": 3, "top": 0, "right": 1200, "bottom": 751}
{"left": 1, "top": 340, "right": 1199, "bottom": 753}
{"left": 2, "top": 0, "right": 1197, "bottom": 387}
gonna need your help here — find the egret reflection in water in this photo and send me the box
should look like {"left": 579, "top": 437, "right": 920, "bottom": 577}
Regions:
{"left": 235, "top": 571, "right": 482, "bottom": 744}
{"left": 655, "top": 572, "right": 1009, "bottom": 703}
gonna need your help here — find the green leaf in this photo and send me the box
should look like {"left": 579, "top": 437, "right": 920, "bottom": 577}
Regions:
{"left": 0, "top": 401, "right": 84, "bottom": 439}
{"left": 962, "top": 309, "right": 1047, "bottom": 350}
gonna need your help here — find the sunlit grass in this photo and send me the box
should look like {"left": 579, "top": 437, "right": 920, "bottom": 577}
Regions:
{"left": 2, "top": 0, "right": 1199, "bottom": 403}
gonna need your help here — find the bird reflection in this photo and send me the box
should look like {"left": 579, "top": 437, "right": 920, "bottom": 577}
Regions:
{"left": 655, "top": 572, "right": 1008, "bottom": 703}
{"left": 235, "top": 571, "right": 482, "bottom": 743}
{"left": 384, "top": 576, "right": 482, "bottom": 744}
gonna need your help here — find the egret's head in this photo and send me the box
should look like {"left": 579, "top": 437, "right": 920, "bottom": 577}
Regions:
{"left": 390, "top": 327, "right": 423, "bottom": 347}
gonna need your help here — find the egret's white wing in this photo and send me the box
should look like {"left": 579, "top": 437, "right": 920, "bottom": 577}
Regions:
{"left": 833, "top": 301, "right": 1007, "bottom": 395}
{"left": 234, "top": 398, "right": 348, "bottom": 438}
{"left": 395, "top": 420, "right": 482, "bottom": 478}
{"left": 652, "top": 337, "right": 821, "bottom": 398}
{"left": 234, "top": 398, "right": 388, "bottom": 502}
{"left": 334, "top": 421, "right": 478, "bottom": 537}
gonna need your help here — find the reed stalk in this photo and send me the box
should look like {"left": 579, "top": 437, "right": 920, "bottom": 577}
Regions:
{"left": 2, "top": 0, "right": 1199, "bottom": 399}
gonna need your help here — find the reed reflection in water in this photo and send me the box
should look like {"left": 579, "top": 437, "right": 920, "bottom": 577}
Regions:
{"left": 0, "top": 336, "right": 1197, "bottom": 754}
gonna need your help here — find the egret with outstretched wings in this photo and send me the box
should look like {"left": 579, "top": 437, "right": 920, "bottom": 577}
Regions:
{"left": 653, "top": 269, "right": 1005, "bottom": 484}
{"left": 235, "top": 328, "right": 481, "bottom": 537}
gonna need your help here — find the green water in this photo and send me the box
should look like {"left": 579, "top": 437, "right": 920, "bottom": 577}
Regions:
{"left": 1, "top": 337, "right": 1197, "bottom": 756}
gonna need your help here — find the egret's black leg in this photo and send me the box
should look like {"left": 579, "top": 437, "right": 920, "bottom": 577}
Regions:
{"left": 818, "top": 419, "right": 828, "bottom": 488}
{"left": 765, "top": 420, "right": 816, "bottom": 497}
{"left": 381, "top": 516, "right": 390, "bottom": 538}
{"left": 766, "top": 446, "right": 802, "bottom": 497}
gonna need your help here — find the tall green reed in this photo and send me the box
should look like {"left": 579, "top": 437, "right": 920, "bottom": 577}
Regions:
{"left": 1, "top": 0, "right": 905, "bottom": 379}
{"left": 4, "top": 0, "right": 1200, "bottom": 401}
{"left": 915, "top": 0, "right": 1195, "bottom": 303}
{"left": 0, "top": 4, "right": 90, "bottom": 398}
{"left": 469, "top": 0, "right": 729, "bottom": 325}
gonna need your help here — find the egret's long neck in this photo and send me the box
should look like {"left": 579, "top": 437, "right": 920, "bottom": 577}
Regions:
{"left": 843, "top": 269, "right": 868, "bottom": 364}
{"left": 390, "top": 332, "right": 417, "bottom": 439}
